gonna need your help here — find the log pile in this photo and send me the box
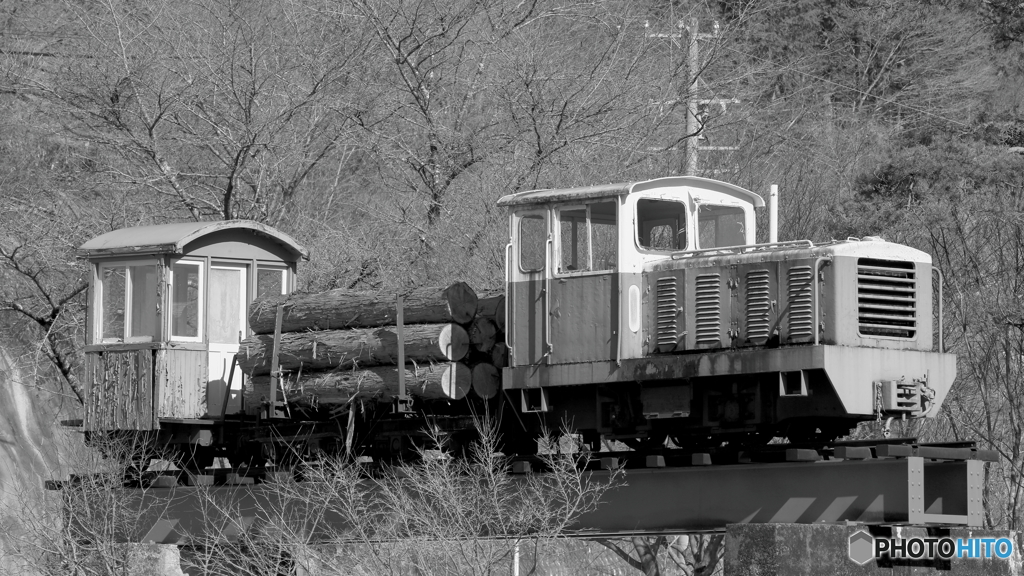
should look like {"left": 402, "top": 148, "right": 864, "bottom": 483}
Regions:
{"left": 240, "top": 282, "right": 507, "bottom": 407}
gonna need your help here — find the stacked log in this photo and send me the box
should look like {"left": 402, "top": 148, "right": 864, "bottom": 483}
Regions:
{"left": 240, "top": 282, "right": 508, "bottom": 408}
{"left": 237, "top": 323, "right": 469, "bottom": 376}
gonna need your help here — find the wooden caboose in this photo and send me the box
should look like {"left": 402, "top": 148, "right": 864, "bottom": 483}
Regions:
{"left": 78, "top": 221, "right": 306, "bottom": 433}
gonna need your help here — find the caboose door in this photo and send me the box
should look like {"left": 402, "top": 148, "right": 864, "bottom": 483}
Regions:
{"left": 207, "top": 264, "right": 247, "bottom": 416}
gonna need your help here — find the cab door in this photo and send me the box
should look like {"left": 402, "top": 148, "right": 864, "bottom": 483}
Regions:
{"left": 548, "top": 201, "right": 618, "bottom": 363}
{"left": 509, "top": 210, "right": 549, "bottom": 366}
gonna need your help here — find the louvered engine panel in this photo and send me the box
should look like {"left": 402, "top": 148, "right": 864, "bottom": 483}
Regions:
{"left": 857, "top": 258, "right": 917, "bottom": 338}
{"left": 694, "top": 273, "right": 721, "bottom": 346}
{"left": 787, "top": 265, "right": 814, "bottom": 340}
{"left": 656, "top": 276, "right": 680, "bottom": 351}
{"left": 745, "top": 270, "right": 771, "bottom": 343}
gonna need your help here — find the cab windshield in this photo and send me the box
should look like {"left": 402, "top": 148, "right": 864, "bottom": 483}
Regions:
{"left": 696, "top": 204, "right": 745, "bottom": 249}
{"left": 636, "top": 199, "right": 688, "bottom": 251}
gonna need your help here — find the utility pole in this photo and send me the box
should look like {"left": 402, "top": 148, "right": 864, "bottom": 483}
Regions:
{"left": 648, "top": 19, "right": 733, "bottom": 176}
{"left": 684, "top": 18, "right": 700, "bottom": 176}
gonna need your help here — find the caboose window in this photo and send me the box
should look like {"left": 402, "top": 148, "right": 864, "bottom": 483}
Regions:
{"left": 696, "top": 204, "right": 745, "bottom": 249}
{"left": 171, "top": 261, "right": 203, "bottom": 341}
{"left": 98, "top": 262, "right": 158, "bottom": 342}
{"left": 257, "top": 267, "right": 289, "bottom": 298}
{"left": 637, "top": 199, "right": 688, "bottom": 251}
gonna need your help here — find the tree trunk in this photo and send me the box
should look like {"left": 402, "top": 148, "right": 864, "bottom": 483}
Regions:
{"left": 238, "top": 323, "right": 469, "bottom": 375}
{"left": 246, "top": 362, "right": 471, "bottom": 405}
{"left": 249, "top": 282, "right": 479, "bottom": 334}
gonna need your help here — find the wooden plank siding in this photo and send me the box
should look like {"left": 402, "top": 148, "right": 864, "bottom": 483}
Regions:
{"left": 156, "top": 348, "right": 207, "bottom": 419}
{"left": 82, "top": 349, "right": 156, "bottom": 431}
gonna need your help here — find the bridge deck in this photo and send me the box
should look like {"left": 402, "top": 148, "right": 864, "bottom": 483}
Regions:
{"left": 69, "top": 453, "right": 986, "bottom": 544}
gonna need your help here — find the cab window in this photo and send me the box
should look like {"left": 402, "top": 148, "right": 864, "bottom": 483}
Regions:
{"left": 558, "top": 201, "right": 617, "bottom": 273}
{"left": 637, "top": 199, "right": 688, "bottom": 251}
{"left": 697, "top": 204, "right": 746, "bottom": 249}
{"left": 519, "top": 213, "right": 546, "bottom": 272}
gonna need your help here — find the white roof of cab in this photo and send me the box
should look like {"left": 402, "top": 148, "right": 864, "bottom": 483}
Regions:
{"left": 77, "top": 220, "right": 308, "bottom": 260}
{"left": 496, "top": 176, "right": 765, "bottom": 208}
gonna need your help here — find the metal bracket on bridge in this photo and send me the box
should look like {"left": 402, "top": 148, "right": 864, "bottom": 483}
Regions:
{"left": 572, "top": 456, "right": 985, "bottom": 535}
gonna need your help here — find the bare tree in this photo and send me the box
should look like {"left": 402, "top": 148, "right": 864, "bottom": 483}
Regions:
{"left": 595, "top": 533, "right": 723, "bottom": 576}
{"left": 18, "top": 0, "right": 369, "bottom": 224}
{"left": 169, "top": 423, "right": 620, "bottom": 575}
{"left": 2, "top": 432, "right": 181, "bottom": 576}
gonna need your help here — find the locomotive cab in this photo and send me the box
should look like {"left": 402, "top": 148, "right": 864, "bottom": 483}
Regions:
{"left": 77, "top": 221, "right": 306, "bottom": 434}
{"left": 499, "top": 176, "right": 955, "bottom": 448}
{"left": 501, "top": 177, "right": 762, "bottom": 374}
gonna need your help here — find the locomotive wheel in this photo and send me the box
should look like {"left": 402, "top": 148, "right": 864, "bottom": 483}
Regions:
{"left": 669, "top": 434, "right": 716, "bottom": 453}
{"left": 783, "top": 421, "right": 853, "bottom": 445}
{"left": 622, "top": 432, "right": 667, "bottom": 452}
{"left": 499, "top": 432, "right": 538, "bottom": 457}
{"left": 442, "top": 430, "right": 480, "bottom": 459}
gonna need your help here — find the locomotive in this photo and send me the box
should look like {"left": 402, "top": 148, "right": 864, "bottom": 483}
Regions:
{"left": 76, "top": 176, "right": 954, "bottom": 470}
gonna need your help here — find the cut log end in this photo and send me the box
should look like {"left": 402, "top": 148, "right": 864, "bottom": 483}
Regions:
{"left": 490, "top": 342, "right": 508, "bottom": 369}
{"left": 493, "top": 295, "right": 506, "bottom": 332}
{"left": 469, "top": 317, "right": 498, "bottom": 353}
{"left": 471, "top": 363, "right": 500, "bottom": 399}
{"left": 441, "top": 362, "right": 472, "bottom": 400}
{"left": 443, "top": 281, "right": 478, "bottom": 324}
{"left": 438, "top": 323, "right": 470, "bottom": 361}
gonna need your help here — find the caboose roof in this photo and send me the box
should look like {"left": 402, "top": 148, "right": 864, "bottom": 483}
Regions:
{"left": 496, "top": 176, "right": 765, "bottom": 208}
{"left": 77, "top": 220, "right": 308, "bottom": 260}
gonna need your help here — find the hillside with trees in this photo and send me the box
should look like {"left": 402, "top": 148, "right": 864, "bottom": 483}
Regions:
{"left": 1, "top": 0, "right": 1024, "bottom": 573}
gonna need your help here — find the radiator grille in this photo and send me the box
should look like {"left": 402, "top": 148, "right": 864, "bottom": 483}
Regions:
{"left": 857, "top": 258, "right": 917, "bottom": 338}
{"left": 656, "top": 276, "right": 679, "bottom": 350}
{"left": 787, "top": 266, "right": 814, "bottom": 339}
{"left": 695, "top": 273, "right": 721, "bottom": 345}
{"left": 746, "top": 270, "right": 771, "bottom": 343}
